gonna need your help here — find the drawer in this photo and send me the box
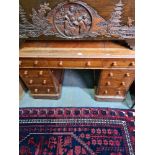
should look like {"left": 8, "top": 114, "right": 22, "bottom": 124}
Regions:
{"left": 19, "top": 69, "right": 52, "bottom": 78}
{"left": 102, "top": 59, "right": 135, "bottom": 68}
{"left": 21, "top": 77, "right": 55, "bottom": 87}
{"left": 19, "top": 58, "right": 48, "bottom": 68}
{"left": 29, "top": 86, "right": 57, "bottom": 94}
{"left": 47, "top": 59, "right": 103, "bottom": 68}
{"left": 96, "top": 87, "right": 126, "bottom": 97}
{"left": 98, "top": 78, "right": 134, "bottom": 89}
{"left": 100, "top": 70, "right": 135, "bottom": 79}
{"left": 20, "top": 58, "right": 134, "bottom": 68}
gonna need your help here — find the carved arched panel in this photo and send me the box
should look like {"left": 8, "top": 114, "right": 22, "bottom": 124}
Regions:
{"left": 19, "top": 0, "right": 135, "bottom": 40}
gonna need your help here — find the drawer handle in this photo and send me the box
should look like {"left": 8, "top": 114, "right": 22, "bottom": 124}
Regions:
{"left": 42, "top": 80, "right": 47, "bottom": 85}
{"left": 58, "top": 61, "right": 63, "bottom": 67}
{"left": 34, "top": 60, "right": 38, "bottom": 65}
{"left": 19, "top": 61, "right": 22, "bottom": 66}
{"left": 86, "top": 61, "right": 91, "bottom": 67}
{"left": 29, "top": 79, "right": 33, "bottom": 84}
{"left": 117, "top": 91, "right": 121, "bottom": 95}
{"left": 47, "top": 89, "right": 50, "bottom": 93}
{"left": 129, "top": 62, "right": 135, "bottom": 66}
{"left": 111, "top": 62, "right": 117, "bottom": 67}
{"left": 109, "top": 72, "right": 113, "bottom": 77}
{"left": 104, "top": 90, "right": 108, "bottom": 94}
{"left": 39, "top": 71, "right": 43, "bottom": 76}
{"left": 121, "top": 82, "right": 126, "bottom": 86}
{"left": 39, "top": 70, "right": 43, "bottom": 76}
{"left": 125, "top": 73, "right": 130, "bottom": 77}
{"left": 106, "top": 81, "right": 111, "bottom": 86}
{"left": 24, "top": 70, "right": 28, "bottom": 75}
{"left": 34, "top": 89, "right": 38, "bottom": 93}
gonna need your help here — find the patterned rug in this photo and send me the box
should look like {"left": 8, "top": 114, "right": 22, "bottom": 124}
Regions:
{"left": 19, "top": 108, "right": 135, "bottom": 155}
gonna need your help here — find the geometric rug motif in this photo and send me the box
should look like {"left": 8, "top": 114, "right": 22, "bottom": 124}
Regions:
{"left": 19, "top": 108, "right": 135, "bottom": 155}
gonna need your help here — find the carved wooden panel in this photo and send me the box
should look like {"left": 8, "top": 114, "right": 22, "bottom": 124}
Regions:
{"left": 19, "top": 0, "right": 135, "bottom": 40}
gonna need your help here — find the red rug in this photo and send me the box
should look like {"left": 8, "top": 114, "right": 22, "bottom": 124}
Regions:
{"left": 19, "top": 108, "right": 135, "bottom": 155}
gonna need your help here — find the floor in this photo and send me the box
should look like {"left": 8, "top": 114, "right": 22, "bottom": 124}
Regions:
{"left": 20, "top": 70, "right": 134, "bottom": 109}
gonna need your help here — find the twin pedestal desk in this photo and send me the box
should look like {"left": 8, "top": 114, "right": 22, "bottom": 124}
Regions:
{"left": 19, "top": 41, "right": 135, "bottom": 102}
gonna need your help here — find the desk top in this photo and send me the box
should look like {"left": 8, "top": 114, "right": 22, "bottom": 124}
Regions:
{"left": 20, "top": 41, "right": 135, "bottom": 58}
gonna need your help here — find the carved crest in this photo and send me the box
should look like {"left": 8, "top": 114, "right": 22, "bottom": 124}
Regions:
{"left": 19, "top": 0, "right": 135, "bottom": 39}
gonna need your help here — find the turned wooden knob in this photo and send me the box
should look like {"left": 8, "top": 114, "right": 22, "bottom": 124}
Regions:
{"left": 129, "top": 62, "right": 135, "bottom": 66}
{"left": 111, "top": 62, "right": 117, "bottom": 67}
{"left": 29, "top": 79, "right": 33, "bottom": 84}
{"left": 34, "top": 89, "right": 38, "bottom": 93}
{"left": 106, "top": 81, "right": 111, "bottom": 86}
{"left": 42, "top": 80, "right": 47, "bottom": 85}
{"left": 104, "top": 90, "right": 108, "bottom": 94}
{"left": 47, "top": 89, "right": 50, "bottom": 93}
{"left": 34, "top": 60, "right": 38, "bottom": 65}
{"left": 58, "top": 61, "right": 63, "bottom": 67}
{"left": 19, "top": 61, "right": 22, "bottom": 66}
{"left": 24, "top": 70, "right": 28, "bottom": 75}
{"left": 125, "top": 73, "right": 130, "bottom": 77}
{"left": 86, "top": 61, "right": 91, "bottom": 67}
{"left": 117, "top": 91, "right": 121, "bottom": 95}
{"left": 109, "top": 72, "right": 114, "bottom": 77}
{"left": 121, "top": 82, "right": 126, "bottom": 86}
{"left": 39, "top": 70, "right": 43, "bottom": 76}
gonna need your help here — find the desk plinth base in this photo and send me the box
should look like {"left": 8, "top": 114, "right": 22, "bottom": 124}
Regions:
{"left": 30, "top": 93, "right": 61, "bottom": 100}
{"left": 95, "top": 94, "right": 125, "bottom": 102}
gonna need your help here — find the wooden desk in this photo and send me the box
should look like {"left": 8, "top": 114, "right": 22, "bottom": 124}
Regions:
{"left": 19, "top": 41, "right": 135, "bottom": 101}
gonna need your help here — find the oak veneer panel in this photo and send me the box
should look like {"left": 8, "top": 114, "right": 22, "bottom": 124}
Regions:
{"left": 99, "top": 69, "right": 135, "bottom": 79}
{"left": 19, "top": 69, "right": 52, "bottom": 78}
{"left": 98, "top": 78, "right": 134, "bottom": 90}
{"left": 29, "top": 86, "right": 57, "bottom": 94}
{"left": 96, "top": 87, "right": 126, "bottom": 96}
{"left": 21, "top": 77, "right": 55, "bottom": 87}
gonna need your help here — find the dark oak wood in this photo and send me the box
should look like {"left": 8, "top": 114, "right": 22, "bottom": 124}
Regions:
{"left": 19, "top": 0, "right": 135, "bottom": 46}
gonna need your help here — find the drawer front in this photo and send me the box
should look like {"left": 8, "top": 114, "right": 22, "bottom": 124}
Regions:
{"left": 19, "top": 59, "right": 48, "bottom": 68}
{"left": 19, "top": 69, "right": 52, "bottom": 78}
{"left": 47, "top": 59, "right": 103, "bottom": 68}
{"left": 100, "top": 70, "right": 135, "bottom": 79}
{"left": 21, "top": 77, "right": 54, "bottom": 87}
{"left": 102, "top": 59, "right": 135, "bottom": 68}
{"left": 96, "top": 87, "right": 126, "bottom": 97}
{"left": 29, "top": 86, "right": 57, "bottom": 94}
{"left": 20, "top": 58, "right": 135, "bottom": 68}
{"left": 98, "top": 78, "right": 134, "bottom": 89}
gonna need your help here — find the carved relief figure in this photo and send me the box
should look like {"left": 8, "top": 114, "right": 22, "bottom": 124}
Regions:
{"left": 54, "top": 4, "right": 92, "bottom": 38}
{"left": 78, "top": 16, "right": 86, "bottom": 34}
{"left": 63, "top": 6, "right": 79, "bottom": 36}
